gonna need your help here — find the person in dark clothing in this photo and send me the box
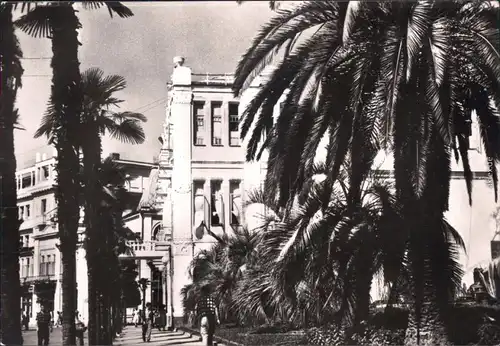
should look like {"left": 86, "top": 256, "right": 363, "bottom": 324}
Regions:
{"left": 142, "top": 303, "right": 154, "bottom": 342}
{"left": 36, "top": 305, "right": 51, "bottom": 346}
{"left": 196, "top": 285, "right": 220, "bottom": 346}
{"left": 75, "top": 312, "right": 86, "bottom": 346}
{"left": 22, "top": 313, "right": 29, "bottom": 331}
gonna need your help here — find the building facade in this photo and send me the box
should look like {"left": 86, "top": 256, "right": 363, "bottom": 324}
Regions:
{"left": 18, "top": 56, "right": 500, "bottom": 327}
{"left": 124, "top": 57, "right": 500, "bottom": 322}
{"left": 118, "top": 57, "right": 268, "bottom": 326}
{"left": 17, "top": 150, "right": 153, "bottom": 327}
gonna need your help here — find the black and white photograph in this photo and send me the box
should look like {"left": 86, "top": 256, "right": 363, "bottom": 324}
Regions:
{"left": 1, "top": 1, "right": 500, "bottom": 345}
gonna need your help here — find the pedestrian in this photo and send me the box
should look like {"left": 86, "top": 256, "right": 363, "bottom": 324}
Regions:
{"left": 196, "top": 285, "right": 220, "bottom": 346}
{"left": 49, "top": 311, "right": 54, "bottom": 333}
{"left": 134, "top": 309, "right": 141, "bottom": 327}
{"left": 142, "top": 303, "right": 154, "bottom": 342}
{"left": 56, "top": 311, "right": 62, "bottom": 327}
{"left": 75, "top": 312, "right": 87, "bottom": 346}
{"left": 22, "top": 313, "right": 29, "bottom": 331}
{"left": 36, "top": 304, "right": 51, "bottom": 346}
{"left": 158, "top": 305, "right": 167, "bottom": 331}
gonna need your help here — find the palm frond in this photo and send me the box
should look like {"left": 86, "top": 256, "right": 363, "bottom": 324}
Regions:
{"left": 15, "top": 5, "right": 56, "bottom": 38}
{"left": 82, "top": 2, "right": 134, "bottom": 18}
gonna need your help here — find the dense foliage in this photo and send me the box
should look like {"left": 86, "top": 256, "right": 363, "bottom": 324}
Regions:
{"left": 233, "top": 1, "right": 500, "bottom": 344}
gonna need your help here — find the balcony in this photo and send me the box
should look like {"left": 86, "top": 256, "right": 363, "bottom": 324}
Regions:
{"left": 19, "top": 245, "right": 34, "bottom": 256}
{"left": 22, "top": 274, "right": 59, "bottom": 284}
{"left": 120, "top": 240, "right": 160, "bottom": 259}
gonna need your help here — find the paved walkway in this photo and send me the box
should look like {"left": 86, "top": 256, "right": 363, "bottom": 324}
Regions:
{"left": 115, "top": 326, "right": 227, "bottom": 346}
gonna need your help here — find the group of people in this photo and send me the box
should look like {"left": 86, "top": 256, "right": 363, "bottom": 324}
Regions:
{"left": 35, "top": 306, "right": 86, "bottom": 346}
{"left": 22, "top": 311, "right": 62, "bottom": 331}
{"left": 131, "top": 303, "right": 167, "bottom": 342}
{"left": 130, "top": 285, "right": 219, "bottom": 345}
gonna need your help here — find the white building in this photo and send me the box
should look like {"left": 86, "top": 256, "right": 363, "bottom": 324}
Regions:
{"left": 19, "top": 56, "right": 500, "bottom": 326}
{"left": 17, "top": 149, "right": 153, "bottom": 327}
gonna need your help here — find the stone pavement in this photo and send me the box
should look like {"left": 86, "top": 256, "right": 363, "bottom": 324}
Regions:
{"left": 20, "top": 326, "right": 227, "bottom": 346}
{"left": 115, "top": 326, "right": 228, "bottom": 346}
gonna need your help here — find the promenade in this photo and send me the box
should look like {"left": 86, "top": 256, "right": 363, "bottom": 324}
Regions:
{"left": 21, "top": 326, "right": 227, "bottom": 346}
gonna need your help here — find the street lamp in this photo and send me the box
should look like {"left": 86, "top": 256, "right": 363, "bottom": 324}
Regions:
{"left": 161, "top": 251, "right": 174, "bottom": 330}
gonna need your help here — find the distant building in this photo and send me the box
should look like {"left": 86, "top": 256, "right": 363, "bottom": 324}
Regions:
{"left": 17, "top": 150, "right": 153, "bottom": 326}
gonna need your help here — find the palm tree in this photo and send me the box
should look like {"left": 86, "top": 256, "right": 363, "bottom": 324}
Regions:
{"left": 0, "top": 3, "right": 24, "bottom": 345}
{"left": 236, "top": 1, "right": 280, "bottom": 11}
{"left": 233, "top": 2, "right": 500, "bottom": 344}
{"left": 96, "top": 157, "right": 139, "bottom": 344}
{"left": 138, "top": 278, "right": 150, "bottom": 317}
{"left": 182, "top": 228, "right": 262, "bottom": 324}
{"left": 16, "top": 5, "right": 133, "bottom": 344}
{"left": 34, "top": 68, "right": 146, "bottom": 345}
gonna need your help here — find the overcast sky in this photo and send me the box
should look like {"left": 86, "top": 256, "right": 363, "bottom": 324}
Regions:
{"left": 14, "top": 1, "right": 274, "bottom": 167}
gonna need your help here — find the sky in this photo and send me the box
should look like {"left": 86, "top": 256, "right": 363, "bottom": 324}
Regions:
{"left": 14, "top": 1, "right": 274, "bottom": 168}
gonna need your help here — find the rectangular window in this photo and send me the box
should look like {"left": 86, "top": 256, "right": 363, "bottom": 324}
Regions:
{"left": 42, "top": 166, "right": 50, "bottom": 180}
{"left": 20, "top": 258, "right": 25, "bottom": 277}
{"left": 25, "top": 205, "right": 30, "bottom": 218}
{"left": 21, "top": 173, "right": 32, "bottom": 189}
{"left": 27, "top": 258, "right": 31, "bottom": 277}
{"left": 24, "top": 235, "right": 29, "bottom": 248}
{"left": 230, "top": 181, "right": 242, "bottom": 225}
{"left": 193, "top": 102, "right": 205, "bottom": 146}
{"left": 210, "top": 180, "right": 223, "bottom": 226}
{"left": 211, "top": 102, "right": 223, "bottom": 146}
{"left": 41, "top": 199, "right": 47, "bottom": 214}
{"left": 40, "top": 256, "right": 45, "bottom": 275}
{"left": 228, "top": 103, "right": 240, "bottom": 146}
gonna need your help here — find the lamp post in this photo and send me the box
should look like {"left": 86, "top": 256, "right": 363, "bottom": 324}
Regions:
{"left": 161, "top": 250, "right": 174, "bottom": 330}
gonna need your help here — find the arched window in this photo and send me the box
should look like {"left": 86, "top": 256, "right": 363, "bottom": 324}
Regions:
{"left": 152, "top": 223, "right": 163, "bottom": 241}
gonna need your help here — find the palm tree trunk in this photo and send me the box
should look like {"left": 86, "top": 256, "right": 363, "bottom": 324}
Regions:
{"left": 82, "top": 126, "right": 103, "bottom": 345}
{"left": 50, "top": 5, "right": 83, "bottom": 346}
{"left": 354, "top": 252, "right": 374, "bottom": 326}
{"left": 404, "top": 301, "right": 449, "bottom": 346}
{"left": 0, "top": 7, "right": 23, "bottom": 345}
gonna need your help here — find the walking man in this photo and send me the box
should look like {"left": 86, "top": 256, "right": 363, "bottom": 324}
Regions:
{"left": 142, "top": 303, "right": 154, "bottom": 342}
{"left": 36, "top": 304, "right": 51, "bottom": 346}
{"left": 196, "top": 285, "right": 220, "bottom": 346}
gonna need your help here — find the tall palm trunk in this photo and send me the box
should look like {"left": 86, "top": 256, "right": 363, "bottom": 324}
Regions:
{"left": 82, "top": 125, "right": 103, "bottom": 345}
{"left": 405, "top": 301, "right": 449, "bottom": 346}
{"left": 50, "top": 6, "right": 82, "bottom": 346}
{"left": 0, "top": 6, "right": 23, "bottom": 345}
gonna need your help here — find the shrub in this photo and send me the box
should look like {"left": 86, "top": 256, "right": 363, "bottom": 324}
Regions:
{"left": 447, "top": 303, "right": 500, "bottom": 345}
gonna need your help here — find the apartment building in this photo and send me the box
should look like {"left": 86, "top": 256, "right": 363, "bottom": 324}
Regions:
{"left": 17, "top": 149, "right": 153, "bottom": 327}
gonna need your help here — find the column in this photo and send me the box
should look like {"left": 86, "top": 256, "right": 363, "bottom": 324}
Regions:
{"left": 143, "top": 215, "right": 153, "bottom": 241}
{"left": 30, "top": 233, "right": 40, "bottom": 326}
{"left": 164, "top": 254, "right": 174, "bottom": 329}
{"left": 204, "top": 101, "right": 211, "bottom": 146}
{"left": 222, "top": 101, "right": 228, "bottom": 146}
{"left": 171, "top": 245, "right": 191, "bottom": 325}
{"left": 171, "top": 58, "right": 193, "bottom": 242}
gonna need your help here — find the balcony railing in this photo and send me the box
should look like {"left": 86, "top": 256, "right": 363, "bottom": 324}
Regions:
{"left": 22, "top": 274, "right": 58, "bottom": 283}
{"left": 125, "top": 240, "right": 157, "bottom": 252}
